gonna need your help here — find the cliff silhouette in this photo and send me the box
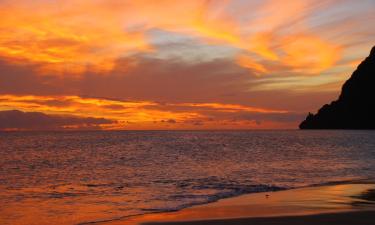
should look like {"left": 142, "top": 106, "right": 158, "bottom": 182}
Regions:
{"left": 300, "top": 46, "right": 375, "bottom": 129}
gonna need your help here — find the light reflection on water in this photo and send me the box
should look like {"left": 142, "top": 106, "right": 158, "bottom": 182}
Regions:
{"left": 0, "top": 130, "right": 375, "bottom": 225}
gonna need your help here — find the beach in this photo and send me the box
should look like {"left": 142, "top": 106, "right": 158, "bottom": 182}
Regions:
{"left": 1, "top": 1, "right": 375, "bottom": 224}
{"left": 108, "top": 182, "right": 375, "bottom": 225}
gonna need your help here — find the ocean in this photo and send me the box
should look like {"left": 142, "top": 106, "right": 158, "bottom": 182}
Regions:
{"left": 1, "top": 130, "right": 375, "bottom": 225}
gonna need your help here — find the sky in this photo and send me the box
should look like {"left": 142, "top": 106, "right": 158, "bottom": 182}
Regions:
{"left": 0, "top": 0, "right": 374, "bottom": 130}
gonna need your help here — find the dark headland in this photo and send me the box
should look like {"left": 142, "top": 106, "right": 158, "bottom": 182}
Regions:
{"left": 300, "top": 46, "right": 375, "bottom": 129}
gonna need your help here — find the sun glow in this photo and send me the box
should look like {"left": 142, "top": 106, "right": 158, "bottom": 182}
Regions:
{"left": 0, "top": 0, "right": 373, "bottom": 130}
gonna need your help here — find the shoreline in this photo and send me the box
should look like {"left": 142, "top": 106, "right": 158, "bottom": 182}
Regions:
{"left": 104, "top": 181, "right": 375, "bottom": 225}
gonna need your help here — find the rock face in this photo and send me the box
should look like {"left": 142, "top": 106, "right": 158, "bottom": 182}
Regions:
{"left": 300, "top": 46, "right": 375, "bottom": 129}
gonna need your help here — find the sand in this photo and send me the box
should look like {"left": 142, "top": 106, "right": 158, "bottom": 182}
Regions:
{"left": 142, "top": 211, "right": 375, "bottom": 225}
{"left": 106, "top": 182, "right": 375, "bottom": 225}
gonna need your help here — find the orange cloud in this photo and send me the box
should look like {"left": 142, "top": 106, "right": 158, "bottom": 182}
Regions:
{"left": 0, "top": 110, "right": 113, "bottom": 131}
{"left": 247, "top": 33, "right": 279, "bottom": 61}
{"left": 0, "top": 0, "right": 343, "bottom": 77}
{"left": 235, "top": 54, "right": 268, "bottom": 75}
{"left": 281, "top": 35, "right": 341, "bottom": 74}
{"left": 0, "top": 1, "right": 152, "bottom": 75}
{"left": 0, "top": 95, "right": 296, "bottom": 130}
{"left": 178, "top": 103, "right": 287, "bottom": 114}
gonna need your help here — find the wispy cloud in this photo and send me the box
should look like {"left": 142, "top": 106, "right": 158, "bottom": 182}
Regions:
{"left": 0, "top": 95, "right": 299, "bottom": 130}
{"left": 1, "top": 0, "right": 370, "bottom": 76}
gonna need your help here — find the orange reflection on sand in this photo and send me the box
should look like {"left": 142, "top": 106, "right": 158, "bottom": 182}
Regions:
{"left": 108, "top": 183, "right": 375, "bottom": 225}
{"left": 2, "top": 183, "right": 373, "bottom": 225}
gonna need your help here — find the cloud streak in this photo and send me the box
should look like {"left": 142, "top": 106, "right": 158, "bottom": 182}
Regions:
{"left": 0, "top": 95, "right": 299, "bottom": 130}
{"left": 0, "top": 110, "right": 114, "bottom": 131}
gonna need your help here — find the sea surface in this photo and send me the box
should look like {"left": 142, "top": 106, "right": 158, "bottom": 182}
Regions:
{"left": 1, "top": 130, "right": 375, "bottom": 225}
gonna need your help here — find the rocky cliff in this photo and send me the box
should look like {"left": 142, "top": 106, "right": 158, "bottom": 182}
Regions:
{"left": 300, "top": 46, "right": 375, "bottom": 129}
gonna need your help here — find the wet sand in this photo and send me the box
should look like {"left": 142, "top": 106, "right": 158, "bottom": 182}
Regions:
{"left": 107, "top": 182, "right": 375, "bottom": 225}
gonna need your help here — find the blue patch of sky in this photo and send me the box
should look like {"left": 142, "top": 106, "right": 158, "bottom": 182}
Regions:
{"left": 305, "top": 1, "right": 375, "bottom": 64}
{"left": 306, "top": 0, "right": 375, "bottom": 39}
{"left": 145, "top": 29, "right": 240, "bottom": 63}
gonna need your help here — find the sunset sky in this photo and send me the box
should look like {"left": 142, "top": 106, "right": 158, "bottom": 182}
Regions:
{"left": 0, "top": 0, "right": 374, "bottom": 130}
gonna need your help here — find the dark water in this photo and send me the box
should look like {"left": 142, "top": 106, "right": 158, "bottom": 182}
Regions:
{"left": 1, "top": 130, "right": 375, "bottom": 225}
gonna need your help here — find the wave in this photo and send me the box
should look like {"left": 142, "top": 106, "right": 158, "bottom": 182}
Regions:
{"left": 76, "top": 177, "right": 375, "bottom": 225}
{"left": 77, "top": 182, "right": 286, "bottom": 225}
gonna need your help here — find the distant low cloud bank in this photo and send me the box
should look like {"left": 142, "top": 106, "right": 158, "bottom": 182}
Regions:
{"left": 0, "top": 110, "right": 114, "bottom": 131}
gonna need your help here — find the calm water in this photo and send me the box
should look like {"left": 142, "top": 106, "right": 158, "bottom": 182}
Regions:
{"left": 1, "top": 130, "right": 375, "bottom": 225}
